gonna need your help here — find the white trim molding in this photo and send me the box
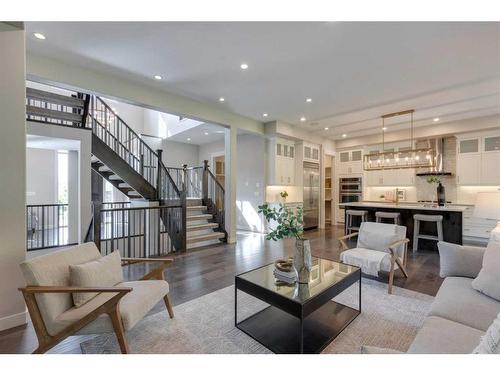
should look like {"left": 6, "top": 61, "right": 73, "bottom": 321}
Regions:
{"left": 0, "top": 310, "right": 28, "bottom": 332}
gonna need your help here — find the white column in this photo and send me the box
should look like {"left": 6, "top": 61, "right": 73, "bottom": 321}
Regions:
{"left": 0, "top": 24, "right": 27, "bottom": 331}
{"left": 68, "top": 150, "right": 79, "bottom": 243}
{"left": 224, "top": 127, "right": 238, "bottom": 243}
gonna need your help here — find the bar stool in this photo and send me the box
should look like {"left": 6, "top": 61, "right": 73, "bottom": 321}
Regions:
{"left": 412, "top": 214, "right": 443, "bottom": 253}
{"left": 346, "top": 210, "right": 368, "bottom": 234}
{"left": 375, "top": 211, "right": 401, "bottom": 225}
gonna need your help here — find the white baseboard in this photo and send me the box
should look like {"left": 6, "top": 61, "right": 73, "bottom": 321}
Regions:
{"left": 0, "top": 310, "right": 27, "bottom": 332}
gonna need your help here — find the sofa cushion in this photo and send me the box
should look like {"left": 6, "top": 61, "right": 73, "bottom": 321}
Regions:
{"left": 50, "top": 280, "right": 170, "bottom": 336}
{"left": 437, "top": 241, "right": 485, "bottom": 278}
{"left": 473, "top": 313, "right": 500, "bottom": 354}
{"left": 472, "top": 241, "right": 500, "bottom": 301}
{"left": 429, "top": 277, "right": 500, "bottom": 332}
{"left": 408, "top": 316, "right": 484, "bottom": 354}
{"left": 69, "top": 251, "right": 124, "bottom": 307}
{"left": 19, "top": 243, "right": 102, "bottom": 328}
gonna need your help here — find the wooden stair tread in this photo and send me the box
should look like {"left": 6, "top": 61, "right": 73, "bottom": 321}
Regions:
{"left": 187, "top": 206, "right": 207, "bottom": 210}
{"left": 186, "top": 223, "right": 219, "bottom": 231}
{"left": 187, "top": 232, "right": 225, "bottom": 243}
{"left": 187, "top": 214, "right": 213, "bottom": 221}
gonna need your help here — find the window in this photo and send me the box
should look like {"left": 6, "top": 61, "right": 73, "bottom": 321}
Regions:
{"left": 57, "top": 150, "right": 68, "bottom": 204}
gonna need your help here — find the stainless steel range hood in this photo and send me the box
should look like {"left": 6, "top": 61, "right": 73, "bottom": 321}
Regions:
{"left": 416, "top": 138, "right": 453, "bottom": 176}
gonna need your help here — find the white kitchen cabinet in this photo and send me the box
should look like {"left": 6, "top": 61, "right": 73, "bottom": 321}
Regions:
{"left": 480, "top": 135, "right": 500, "bottom": 185}
{"left": 365, "top": 168, "right": 415, "bottom": 186}
{"left": 268, "top": 138, "right": 296, "bottom": 186}
{"left": 457, "top": 154, "right": 481, "bottom": 185}
{"left": 338, "top": 149, "right": 363, "bottom": 175}
{"left": 304, "top": 143, "right": 320, "bottom": 163}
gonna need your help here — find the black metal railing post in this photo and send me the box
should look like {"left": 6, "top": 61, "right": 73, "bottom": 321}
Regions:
{"left": 156, "top": 149, "right": 163, "bottom": 200}
{"left": 93, "top": 202, "right": 102, "bottom": 250}
{"left": 202, "top": 160, "right": 209, "bottom": 203}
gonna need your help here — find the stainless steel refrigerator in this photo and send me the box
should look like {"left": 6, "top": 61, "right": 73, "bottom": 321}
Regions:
{"left": 303, "top": 161, "right": 320, "bottom": 230}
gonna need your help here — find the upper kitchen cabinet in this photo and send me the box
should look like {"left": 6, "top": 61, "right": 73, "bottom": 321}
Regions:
{"left": 303, "top": 143, "right": 321, "bottom": 163}
{"left": 456, "top": 133, "right": 500, "bottom": 185}
{"left": 267, "top": 138, "right": 296, "bottom": 186}
{"left": 338, "top": 149, "right": 363, "bottom": 175}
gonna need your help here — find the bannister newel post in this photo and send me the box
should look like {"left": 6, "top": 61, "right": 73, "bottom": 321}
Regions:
{"left": 202, "top": 160, "right": 209, "bottom": 203}
{"left": 156, "top": 149, "right": 163, "bottom": 200}
{"left": 140, "top": 154, "right": 144, "bottom": 176}
{"left": 182, "top": 164, "right": 188, "bottom": 193}
{"left": 181, "top": 190, "right": 187, "bottom": 252}
{"left": 93, "top": 202, "right": 102, "bottom": 251}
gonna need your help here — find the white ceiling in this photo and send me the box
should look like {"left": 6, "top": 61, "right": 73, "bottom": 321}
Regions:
{"left": 25, "top": 22, "right": 500, "bottom": 140}
{"left": 26, "top": 134, "right": 80, "bottom": 150}
{"left": 166, "top": 123, "right": 226, "bottom": 145}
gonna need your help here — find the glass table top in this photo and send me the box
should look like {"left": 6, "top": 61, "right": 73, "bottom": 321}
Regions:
{"left": 236, "top": 257, "right": 359, "bottom": 304}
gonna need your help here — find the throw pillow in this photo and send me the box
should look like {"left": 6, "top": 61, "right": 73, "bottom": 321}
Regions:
{"left": 437, "top": 241, "right": 485, "bottom": 278}
{"left": 472, "top": 241, "right": 500, "bottom": 301}
{"left": 69, "top": 251, "right": 123, "bottom": 307}
{"left": 473, "top": 313, "right": 500, "bottom": 354}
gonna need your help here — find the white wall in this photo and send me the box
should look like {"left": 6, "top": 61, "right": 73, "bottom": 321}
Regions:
{"left": 27, "top": 122, "right": 92, "bottom": 243}
{"left": 236, "top": 134, "right": 267, "bottom": 232}
{"left": 26, "top": 148, "right": 57, "bottom": 205}
{"left": 0, "top": 24, "right": 27, "bottom": 331}
{"left": 199, "top": 139, "right": 225, "bottom": 166}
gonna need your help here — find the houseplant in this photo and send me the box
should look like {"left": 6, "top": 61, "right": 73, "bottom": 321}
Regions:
{"left": 258, "top": 193, "right": 311, "bottom": 283}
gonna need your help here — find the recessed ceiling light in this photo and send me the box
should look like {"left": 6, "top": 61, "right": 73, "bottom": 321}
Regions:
{"left": 219, "top": 97, "right": 225, "bottom": 102}
{"left": 433, "top": 117, "right": 440, "bottom": 122}
{"left": 240, "top": 63, "right": 249, "bottom": 70}
{"left": 324, "top": 127, "right": 329, "bottom": 130}
{"left": 263, "top": 113, "right": 268, "bottom": 117}
{"left": 306, "top": 98, "right": 312, "bottom": 103}
{"left": 33, "top": 32, "right": 46, "bottom": 40}
{"left": 154, "top": 75, "right": 162, "bottom": 80}
{"left": 204, "top": 132, "right": 209, "bottom": 136}
{"left": 187, "top": 138, "right": 191, "bottom": 141}
{"left": 300, "top": 117, "right": 306, "bottom": 122}
{"left": 342, "top": 134, "right": 347, "bottom": 138}
{"left": 216, "top": 130, "right": 225, "bottom": 134}
{"left": 382, "top": 127, "right": 387, "bottom": 131}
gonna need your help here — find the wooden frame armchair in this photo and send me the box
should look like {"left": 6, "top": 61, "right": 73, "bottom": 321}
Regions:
{"left": 19, "top": 243, "right": 174, "bottom": 354}
{"left": 338, "top": 222, "right": 409, "bottom": 294}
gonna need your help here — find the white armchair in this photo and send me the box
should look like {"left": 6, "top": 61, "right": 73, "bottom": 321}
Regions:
{"left": 19, "top": 242, "right": 174, "bottom": 354}
{"left": 339, "top": 222, "right": 409, "bottom": 294}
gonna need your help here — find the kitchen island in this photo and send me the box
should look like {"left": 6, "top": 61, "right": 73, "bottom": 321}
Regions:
{"left": 341, "top": 202, "right": 468, "bottom": 250}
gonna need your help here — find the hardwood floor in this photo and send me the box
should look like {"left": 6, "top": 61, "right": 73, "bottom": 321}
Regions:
{"left": 0, "top": 225, "right": 442, "bottom": 354}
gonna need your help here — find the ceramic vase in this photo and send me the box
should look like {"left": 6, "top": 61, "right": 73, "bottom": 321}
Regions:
{"left": 294, "top": 238, "right": 312, "bottom": 284}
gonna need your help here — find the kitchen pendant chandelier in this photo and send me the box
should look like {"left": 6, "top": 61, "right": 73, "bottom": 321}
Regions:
{"left": 363, "top": 109, "right": 436, "bottom": 171}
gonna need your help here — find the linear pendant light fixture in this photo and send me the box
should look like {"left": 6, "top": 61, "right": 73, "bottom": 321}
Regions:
{"left": 363, "top": 109, "right": 435, "bottom": 171}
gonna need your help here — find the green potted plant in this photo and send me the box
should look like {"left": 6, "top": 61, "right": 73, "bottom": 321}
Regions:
{"left": 258, "top": 192, "right": 310, "bottom": 283}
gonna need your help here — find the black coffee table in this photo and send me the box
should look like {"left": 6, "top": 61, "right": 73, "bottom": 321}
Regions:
{"left": 235, "top": 257, "right": 361, "bottom": 354}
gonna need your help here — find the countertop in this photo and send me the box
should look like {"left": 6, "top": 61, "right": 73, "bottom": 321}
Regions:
{"left": 340, "top": 201, "right": 469, "bottom": 212}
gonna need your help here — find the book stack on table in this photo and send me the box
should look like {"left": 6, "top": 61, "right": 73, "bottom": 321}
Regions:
{"left": 273, "top": 268, "right": 297, "bottom": 284}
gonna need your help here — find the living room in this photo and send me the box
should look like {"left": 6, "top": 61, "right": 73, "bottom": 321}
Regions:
{"left": 1, "top": 1, "right": 499, "bottom": 374}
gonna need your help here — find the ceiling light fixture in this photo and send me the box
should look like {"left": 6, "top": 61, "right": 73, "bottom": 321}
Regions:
{"left": 342, "top": 134, "right": 347, "bottom": 138}
{"left": 187, "top": 138, "right": 191, "bottom": 141}
{"left": 204, "top": 132, "right": 209, "bottom": 136}
{"left": 363, "top": 109, "right": 435, "bottom": 171}
{"left": 33, "top": 32, "right": 46, "bottom": 40}
{"left": 219, "top": 97, "right": 225, "bottom": 102}
{"left": 324, "top": 127, "right": 329, "bottom": 130}
{"left": 263, "top": 113, "right": 268, "bottom": 117}
{"left": 433, "top": 117, "right": 440, "bottom": 122}
{"left": 215, "top": 130, "right": 225, "bottom": 134}
{"left": 154, "top": 75, "right": 162, "bottom": 80}
{"left": 240, "top": 63, "right": 249, "bottom": 70}
{"left": 300, "top": 117, "right": 306, "bottom": 122}
{"left": 306, "top": 98, "right": 312, "bottom": 103}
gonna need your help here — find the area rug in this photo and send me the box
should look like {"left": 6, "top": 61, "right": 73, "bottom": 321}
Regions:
{"left": 80, "top": 279, "right": 433, "bottom": 354}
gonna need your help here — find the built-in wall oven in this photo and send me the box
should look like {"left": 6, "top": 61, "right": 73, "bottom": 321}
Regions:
{"left": 339, "top": 177, "right": 363, "bottom": 203}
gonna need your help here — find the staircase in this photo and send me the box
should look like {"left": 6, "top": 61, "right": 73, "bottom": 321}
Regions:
{"left": 26, "top": 87, "right": 227, "bottom": 252}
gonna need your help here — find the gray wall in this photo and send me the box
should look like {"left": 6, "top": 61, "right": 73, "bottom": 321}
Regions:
{"left": 26, "top": 148, "right": 57, "bottom": 205}
{"left": 199, "top": 139, "right": 224, "bottom": 166}
{"left": 0, "top": 25, "right": 27, "bottom": 331}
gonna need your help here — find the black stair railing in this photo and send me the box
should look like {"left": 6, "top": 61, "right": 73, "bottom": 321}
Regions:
{"left": 202, "top": 160, "right": 227, "bottom": 241}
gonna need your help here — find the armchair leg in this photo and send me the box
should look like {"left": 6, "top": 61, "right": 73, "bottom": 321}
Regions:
{"left": 388, "top": 257, "right": 395, "bottom": 294}
{"left": 395, "top": 257, "right": 409, "bottom": 278}
{"left": 164, "top": 294, "right": 174, "bottom": 319}
{"left": 109, "top": 306, "right": 130, "bottom": 354}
